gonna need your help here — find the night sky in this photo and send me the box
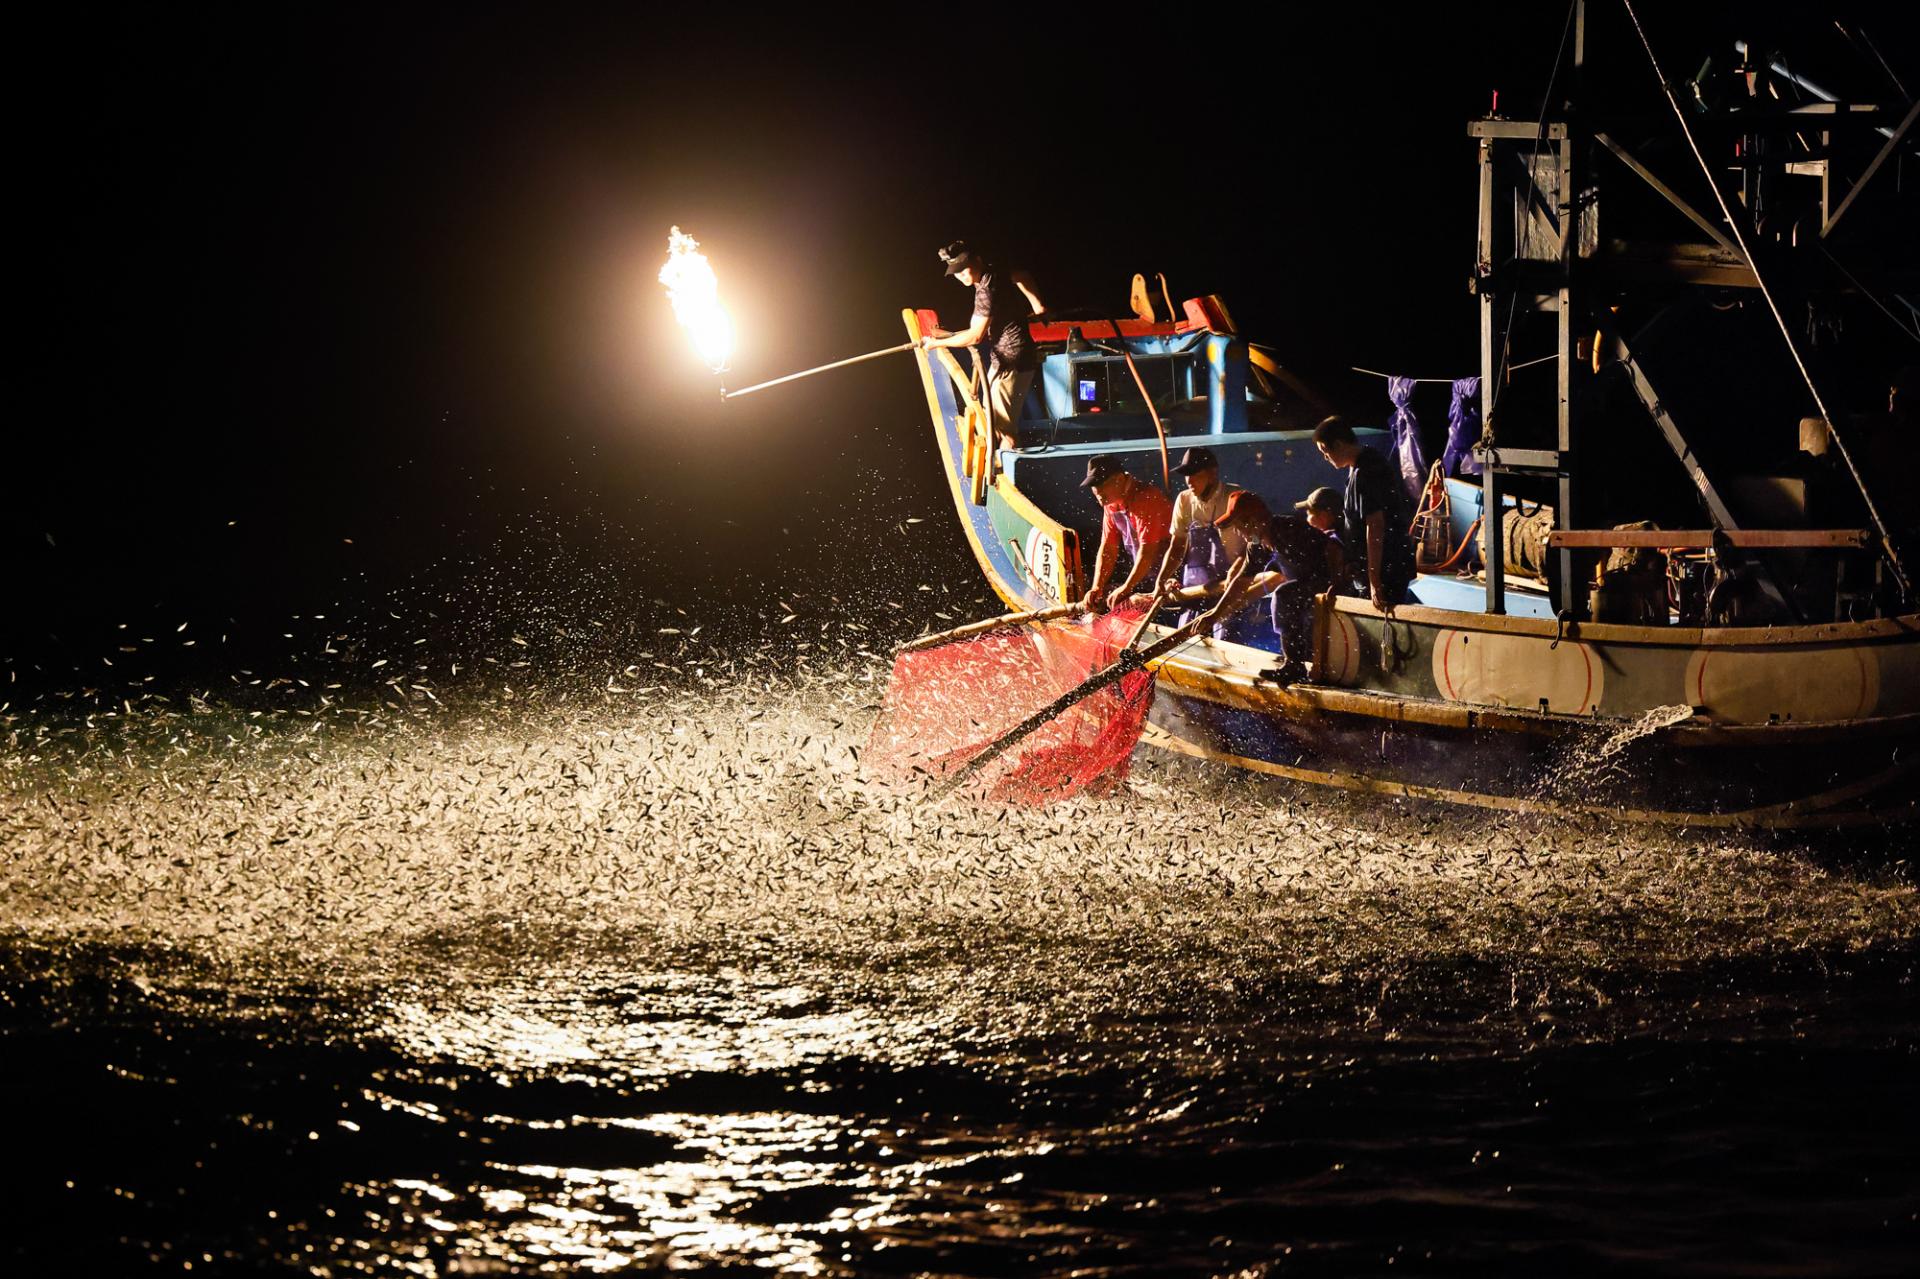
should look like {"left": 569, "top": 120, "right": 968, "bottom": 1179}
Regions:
{"left": 11, "top": 4, "right": 1913, "bottom": 669}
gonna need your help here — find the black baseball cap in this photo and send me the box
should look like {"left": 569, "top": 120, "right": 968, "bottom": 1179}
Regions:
{"left": 938, "top": 241, "right": 974, "bottom": 276}
{"left": 1172, "top": 446, "right": 1219, "bottom": 476}
{"left": 1080, "top": 454, "right": 1124, "bottom": 489}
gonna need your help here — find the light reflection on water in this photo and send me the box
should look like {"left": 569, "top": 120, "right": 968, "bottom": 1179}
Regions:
{"left": 360, "top": 973, "right": 968, "bottom": 1272}
{"left": 375, "top": 976, "right": 936, "bottom": 1080}
{"left": 4, "top": 684, "right": 1917, "bottom": 1274}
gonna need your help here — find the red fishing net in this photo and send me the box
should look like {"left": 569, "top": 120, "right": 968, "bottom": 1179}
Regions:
{"left": 865, "top": 606, "right": 1158, "bottom": 804}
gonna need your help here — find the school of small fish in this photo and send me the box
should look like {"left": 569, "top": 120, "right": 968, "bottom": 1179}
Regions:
{"left": 4, "top": 596, "right": 1914, "bottom": 985}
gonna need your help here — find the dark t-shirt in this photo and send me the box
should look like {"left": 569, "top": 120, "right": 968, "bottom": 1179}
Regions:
{"left": 1342, "top": 446, "right": 1418, "bottom": 591}
{"left": 973, "top": 267, "right": 1038, "bottom": 374}
{"left": 1262, "top": 514, "right": 1336, "bottom": 587}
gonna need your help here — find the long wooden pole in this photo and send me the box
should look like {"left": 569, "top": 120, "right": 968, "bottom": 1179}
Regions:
{"left": 896, "top": 603, "right": 1083, "bottom": 653}
{"left": 721, "top": 342, "right": 917, "bottom": 400}
{"left": 896, "top": 574, "right": 1277, "bottom": 656}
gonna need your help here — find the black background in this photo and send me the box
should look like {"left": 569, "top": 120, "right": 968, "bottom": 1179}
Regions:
{"left": 9, "top": 4, "right": 1914, "bottom": 673}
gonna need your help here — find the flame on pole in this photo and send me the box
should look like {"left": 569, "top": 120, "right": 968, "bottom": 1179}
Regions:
{"left": 659, "top": 226, "right": 733, "bottom": 372}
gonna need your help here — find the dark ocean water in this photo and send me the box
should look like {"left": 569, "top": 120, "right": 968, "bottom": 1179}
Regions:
{"left": 4, "top": 676, "right": 1916, "bottom": 1275}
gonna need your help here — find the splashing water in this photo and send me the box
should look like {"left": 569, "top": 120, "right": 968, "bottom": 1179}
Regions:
{"left": 4, "top": 661, "right": 1915, "bottom": 1275}
{"left": 10, "top": 680, "right": 1906, "bottom": 968}
{"left": 659, "top": 225, "right": 734, "bottom": 372}
{"left": 1589, "top": 703, "right": 1698, "bottom": 763}
{"left": 1527, "top": 703, "right": 1701, "bottom": 807}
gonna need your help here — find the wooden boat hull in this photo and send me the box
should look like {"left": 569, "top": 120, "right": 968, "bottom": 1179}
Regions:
{"left": 1027, "top": 617, "right": 1918, "bottom": 828}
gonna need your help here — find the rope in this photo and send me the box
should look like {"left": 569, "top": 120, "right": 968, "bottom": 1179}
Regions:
{"left": 1354, "top": 354, "right": 1556, "bottom": 384}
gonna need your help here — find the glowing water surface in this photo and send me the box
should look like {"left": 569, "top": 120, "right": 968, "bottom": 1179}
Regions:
{"left": 4, "top": 673, "right": 1916, "bottom": 1274}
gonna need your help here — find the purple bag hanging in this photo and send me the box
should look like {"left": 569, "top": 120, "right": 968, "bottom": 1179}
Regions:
{"left": 1444, "top": 376, "right": 1483, "bottom": 477}
{"left": 1386, "top": 376, "right": 1427, "bottom": 499}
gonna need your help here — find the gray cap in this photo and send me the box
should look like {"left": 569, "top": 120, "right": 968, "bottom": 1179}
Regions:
{"left": 1295, "top": 486, "right": 1341, "bottom": 514}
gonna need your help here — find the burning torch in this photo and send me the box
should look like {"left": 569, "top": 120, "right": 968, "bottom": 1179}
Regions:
{"left": 661, "top": 227, "right": 914, "bottom": 400}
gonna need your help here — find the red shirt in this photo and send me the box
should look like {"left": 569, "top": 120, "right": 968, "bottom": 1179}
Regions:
{"left": 1103, "top": 479, "right": 1174, "bottom": 560}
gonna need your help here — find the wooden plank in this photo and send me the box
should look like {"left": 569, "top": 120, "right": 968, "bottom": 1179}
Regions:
{"left": 1546, "top": 529, "right": 1871, "bottom": 550}
{"left": 1469, "top": 119, "right": 1567, "bottom": 139}
{"left": 1474, "top": 445, "right": 1564, "bottom": 471}
{"left": 1325, "top": 594, "right": 1920, "bottom": 648}
{"left": 1027, "top": 317, "right": 1190, "bottom": 342}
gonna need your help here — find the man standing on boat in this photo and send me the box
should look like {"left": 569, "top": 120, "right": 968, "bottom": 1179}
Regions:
{"left": 1211, "top": 491, "right": 1345, "bottom": 679}
{"left": 1313, "top": 416, "right": 1416, "bottom": 612}
{"left": 1079, "top": 454, "right": 1173, "bottom": 615}
{"left": 918, "top": 241, "right": 1045, "bottom": 450}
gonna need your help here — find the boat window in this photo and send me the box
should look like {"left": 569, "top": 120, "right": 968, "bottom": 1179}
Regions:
{"left": 1069, "top": 354, "right": 1196, "bottom": 414}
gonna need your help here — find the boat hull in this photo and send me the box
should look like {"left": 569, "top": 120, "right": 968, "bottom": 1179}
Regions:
{"left": 1024, "top": 616, "right": 1918, "bottom": 827}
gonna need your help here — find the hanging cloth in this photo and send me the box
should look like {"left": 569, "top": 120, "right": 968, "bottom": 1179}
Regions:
{"left": 1386, "top": 376, "right": 1427, "bottom": 500}
{"left": 1444, "top": 376, "right": 1483, "bottom": 478}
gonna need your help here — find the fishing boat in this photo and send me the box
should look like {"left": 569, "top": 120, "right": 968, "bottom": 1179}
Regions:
{"left": 903, "top": 5, "right": 1919, "bottom": 829}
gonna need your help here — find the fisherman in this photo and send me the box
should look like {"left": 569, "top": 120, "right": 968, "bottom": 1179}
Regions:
{"left": 1079, "top": 454, "right": 1173, "bottom": 615}
{"left": 1151, "top": 445, "right": 1271, "bottom": 641}
{"left": 1212, "top": 490, "right": 1345, "bottom": 680}
{"left": 1155, "top": 444, "right": 1247, "bottom": 594}
{"left": 1312, "top": 415, "right": 1417, "bottom": 612}
{"left": 918, "top": 241, "right": 1045, "bottom": 450}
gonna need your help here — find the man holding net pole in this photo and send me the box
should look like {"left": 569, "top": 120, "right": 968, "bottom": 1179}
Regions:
{"left": 1079, "top": 455, "right": 1173, "bottom": 615}
{"left": 1211, "top": 491, "right": 1344, "bottom": 684}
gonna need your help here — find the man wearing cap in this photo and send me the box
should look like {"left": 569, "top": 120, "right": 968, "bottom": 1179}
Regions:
{"left": 1079, "top": 454, "right": 1173, "bottom": 614}
{"left": 1152, "top": 445, "right": 1263, "bottom": 638}
{"left": 1154, "top": 446, "right": 1247, "bottom": 596}
{"left": 918, "top": 242, "right": 1046, "bottom": 450}
{"left": 1212, "top": 490, "right": 1346, "bottom": 679}
{"left": 1312, "top": 415, "right": 1417, "bottom": 612}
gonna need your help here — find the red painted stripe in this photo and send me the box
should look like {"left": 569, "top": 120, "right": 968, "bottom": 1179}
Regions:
{"left": 1028, "top": 318, "right": 1194, "bottom": 342}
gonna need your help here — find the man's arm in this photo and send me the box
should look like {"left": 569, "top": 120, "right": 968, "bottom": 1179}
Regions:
{"left": 1109, "top": 536, "right": 1170, "bottom": 607}
{"left": 922, "top": 314, "right": 987, "bottom": 351}
{"left": 1364, "top": 511, "right": 1391, "bottom": 611}
{"left": 1200, "top": 553, "right": 1255, "bottom": 625}
{"left": 1011, "top": 270, "right": 1044, "bottom": 316}
{"left": 1196, "top": 554, "right": 1283, "bottom": 630}
{"left": 1155, "top": 528, "right": 1188, "bottom": 592}
{"left": 1083, "top": 521, "right": 1118, "bottom": 612}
